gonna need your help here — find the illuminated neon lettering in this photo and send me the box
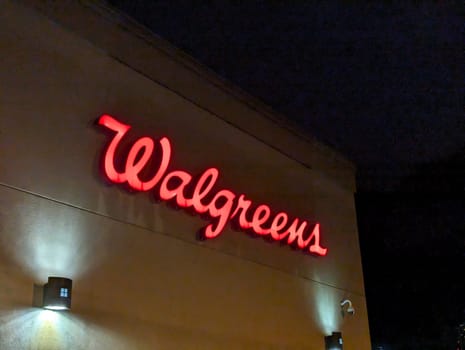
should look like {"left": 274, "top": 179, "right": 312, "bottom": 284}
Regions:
{"left": 286, "top": 219, "right": 312, "bottom": 248}
{"left": 159, "top": 170, "right": 192, "bottom": 207}
{"left": 204, "top": 189, "right": 236, "bottom": 238}
{"left": 98, "top": 115, "right": 130, "bottom": 183}
{"left": 230, "top": 194, "right": 253, "bottom": 229}
{"left": 252, "top": 205, "right": 271, "bottom": 235}
{"left": 192, "top": 168, "right": 219, "bottom": 213}
{"left": 270, "top": 212, "right": 289, "bottom": 240}
{"left": 98, "top": 114, "right": 328, "bottom": 256}
{"left": 307, "top": 224, "right": 327, "bottom": 255}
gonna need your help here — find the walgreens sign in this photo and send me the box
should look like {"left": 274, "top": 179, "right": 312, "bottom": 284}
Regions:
{"left": 98, "top": 115, "right": 327, "bottom": 256}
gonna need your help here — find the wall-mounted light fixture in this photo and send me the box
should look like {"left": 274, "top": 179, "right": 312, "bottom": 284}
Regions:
{"left": 325, "top": 331, "right": 343, "bottom": 350}
{"left": 43, "top": 277, "right": 72, "bottom": 311}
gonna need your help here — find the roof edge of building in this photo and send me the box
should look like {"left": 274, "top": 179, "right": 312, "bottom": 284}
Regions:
{"left": 20, "top": 0, "right": 357, "bottom": 191}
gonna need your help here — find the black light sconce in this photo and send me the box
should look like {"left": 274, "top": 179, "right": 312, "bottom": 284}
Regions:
{"left": 43, "top": 277, "right": 72, "bottom": 311}
{"left": 325, "top": 332, "right": 343, "bottom": 350}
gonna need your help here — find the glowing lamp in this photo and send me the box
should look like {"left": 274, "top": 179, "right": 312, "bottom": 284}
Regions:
{"left": 43, "top": 277, "right": 72, "bottom": 311}
{"left": 325, "top": 332, "right": 343, "bottom": 350}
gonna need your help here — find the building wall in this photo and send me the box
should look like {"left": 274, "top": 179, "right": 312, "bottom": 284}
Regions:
{"left": 0, "top": 1, "right": 371, "bottom": 349}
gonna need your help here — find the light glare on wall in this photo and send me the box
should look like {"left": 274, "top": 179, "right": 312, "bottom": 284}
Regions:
{"left": 42, "top": 277, "right": 72, "bottom": 311}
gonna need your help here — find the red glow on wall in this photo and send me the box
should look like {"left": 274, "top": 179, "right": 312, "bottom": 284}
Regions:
{"left": 98, "top": 114, "right": 327, "bottom": 256}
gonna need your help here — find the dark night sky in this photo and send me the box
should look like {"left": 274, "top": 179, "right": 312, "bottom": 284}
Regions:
{"left": 108, "top": 1, "right": 464, "bottom": 348}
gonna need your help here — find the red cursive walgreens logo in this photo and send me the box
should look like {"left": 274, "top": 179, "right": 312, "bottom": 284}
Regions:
{"left": 97, "top": 114, "right": 328, "bottom": 256}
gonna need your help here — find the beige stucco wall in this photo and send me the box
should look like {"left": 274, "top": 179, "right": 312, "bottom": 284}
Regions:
{"left": 0, "top": 1, "right": 371, "bottom": 349}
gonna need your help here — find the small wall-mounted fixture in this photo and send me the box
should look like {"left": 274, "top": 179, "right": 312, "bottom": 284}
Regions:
{"left": 43, "top": 277, "right": 72, "bottom": 311}
{"left": 340, "top": 299, "right": 355, "bottom": 316}
{"left": 325, "top": 331, "right": 343, "bottom": 350}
